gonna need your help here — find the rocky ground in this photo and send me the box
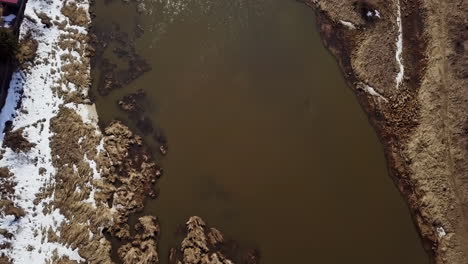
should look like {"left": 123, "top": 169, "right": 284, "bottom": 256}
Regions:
{"left": 303, "top": 0, "right": 467, "bottom": 263}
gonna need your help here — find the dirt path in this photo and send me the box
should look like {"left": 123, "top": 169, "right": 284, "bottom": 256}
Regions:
{"left": 433, "top": 0, "right": 463, "bottom": 227}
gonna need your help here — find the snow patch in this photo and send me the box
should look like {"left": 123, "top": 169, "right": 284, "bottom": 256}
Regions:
{"left": 339, "top": 20, "right": 356, "bottom": 30}
{"left": 436, "top": 227, "right": 446, "bottom": 238}
{"left": 375, "top": 10, "right": 381, "bottom": 18}
{"left": 366, "top": 10, "right": 381, "bottom": 19}
{"left": 361, "top": 83, "right": 388, "bottom": 103}
{"left": 395, "top": 0, "right": 404, "bottom": 88}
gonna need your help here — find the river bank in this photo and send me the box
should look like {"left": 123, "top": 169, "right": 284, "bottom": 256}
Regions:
{"left": 0, "top": 0, "right": 164, "bottom": 262}
{"left": 304, "top": 0, "right": 468, "bottom": 263}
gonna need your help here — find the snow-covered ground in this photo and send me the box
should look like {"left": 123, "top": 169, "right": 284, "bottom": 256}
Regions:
{"left": 0, "top": 0, "right": 101, "bottom": 262}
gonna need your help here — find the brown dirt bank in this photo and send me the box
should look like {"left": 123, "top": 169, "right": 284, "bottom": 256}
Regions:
{"left": 303, "top": 0, "right": 468, "bottom": 263}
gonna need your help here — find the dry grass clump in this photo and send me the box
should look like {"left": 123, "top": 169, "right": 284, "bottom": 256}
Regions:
{"left": 170, "top": 216, "right": 235, "bottom": 264}
{"left": 16, "top": 32, "right": 38, "bottom": 66}
{"left": 34, "top": 11, "right": 52, "bottom": 28}
{"left": 48, "top": 107, "right": 114, "bottom": 263}
{"left": 0, "top": 167, "right": 15, "bottom": 202}
{"left": 0, "top": 256, "right": 12, "bottom": 264}
{"left": 0, "top": 200, "right": 25, "bottom": 219}
{"left": 61, "top": 2, "right": 89, "bottom": 27}
{"left": 3, "top": 128, "right": 36, "bottom": 153}
{"left": 118, "top": 216, "right": 160, "bottom": 264}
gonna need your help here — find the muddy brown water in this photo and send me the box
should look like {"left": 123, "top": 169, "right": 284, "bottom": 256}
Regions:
{"left": 91, "top": 0, "right": 428, "bottom": 263}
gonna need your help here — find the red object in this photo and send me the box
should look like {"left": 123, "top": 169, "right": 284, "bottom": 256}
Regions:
{"left": 0, "top": 0, "right": 18, "bottom": 4}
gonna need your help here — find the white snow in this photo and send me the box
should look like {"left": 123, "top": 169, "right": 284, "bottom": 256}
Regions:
{"left": 84, "top": 154, "right": 100, "bottom": 180}
{"left": 374, "top": 10, "right": 381, "bottom": 18}
{"left": 64, "top": 103, "right": 99, "bottom": 128}
{"left": 96, "top": 138, "right": 105, "bottom": 154}
{"left": 0, "top": 0, "right": 101, "bottom": 262}
{"left": 362, "top": 83, "right": 388, "bottom": 103}
{"left": 436, "top": 227, "right": 446, "bottom": 238}
{"left": 339, "top": 20, "right": 356, "bottom": 30}
{"left": 395, "top": 0, "right": 404, "bottom": 88}
{"left": 366, "top": 10, "right": 381, "bottom": 19}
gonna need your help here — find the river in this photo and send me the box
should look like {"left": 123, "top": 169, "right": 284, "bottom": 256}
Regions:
{"left": 90, "top": 0, "right": 427, "bottom": 263}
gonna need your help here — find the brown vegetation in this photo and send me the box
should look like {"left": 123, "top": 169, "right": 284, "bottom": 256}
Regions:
{"left": 0, "top": 200, "right": 24, "bottom": 219}
{"left": 61, "top": 2, "right": 89, "bottom": 27}
{"left": 305, "top": 0, "right": 468, "bottom": 263}
{"left": 34, "top": 11, "right": 52, "bottom": 28}
{"left": 170, "top": 217, "right": 235, "bottom": 264}
{"left": 16, "top": 32, "right": 38, "bottom": 66}
{"left": 0, "top": 256, "right": 11, "bottom": 264}
{"left": 3, "top": 128, "right": 35, "bottom": 152}
{"left": 98, "top": 120, "right": 161, "bottom": 239}
{"left": 118, "top": 216, "right": 160, "bottom": 264}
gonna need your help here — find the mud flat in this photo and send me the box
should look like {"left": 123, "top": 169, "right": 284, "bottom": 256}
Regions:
{"left": 303, "top": 0, "right": 468, "bottom": 263}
